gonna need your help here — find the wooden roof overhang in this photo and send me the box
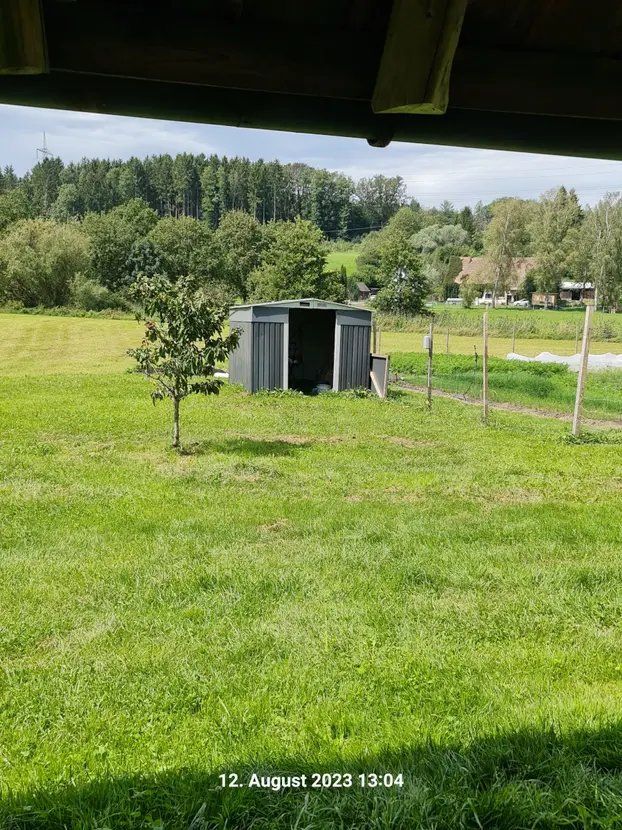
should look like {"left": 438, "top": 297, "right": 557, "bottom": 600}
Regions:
{"left": 1, "top": 0, "right": 622, "bottom": 159}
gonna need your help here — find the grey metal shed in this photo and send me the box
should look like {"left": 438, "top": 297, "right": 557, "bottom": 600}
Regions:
{"left": 229, "top": 298, "right": 373, "bottom": 393}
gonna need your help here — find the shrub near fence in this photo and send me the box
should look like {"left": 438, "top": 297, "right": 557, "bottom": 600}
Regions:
{"left": 377, "top": 308, "right": 622, "bottom": 342}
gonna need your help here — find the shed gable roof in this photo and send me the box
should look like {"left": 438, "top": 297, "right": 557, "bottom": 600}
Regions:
{"left": 231, "top": 298, "right": 361, "bottom": 312}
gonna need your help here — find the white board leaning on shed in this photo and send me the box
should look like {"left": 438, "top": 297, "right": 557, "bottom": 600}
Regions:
{"left": 228, "top": 298, "right": 388, "bottom": 396}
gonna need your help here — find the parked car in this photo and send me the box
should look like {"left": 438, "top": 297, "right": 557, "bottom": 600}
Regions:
{"left": 511, "top": 299, "right": 530, "bottom": 308}
{"left": 445, "top": 297, "right": 463, "bottom": 306}
{"left": 475, "top": 291, "right": 494, "bottom": 307}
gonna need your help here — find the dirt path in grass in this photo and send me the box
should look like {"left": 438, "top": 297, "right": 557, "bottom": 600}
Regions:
{"left": 396, "top": 382, "right": 622, "bottom": 430}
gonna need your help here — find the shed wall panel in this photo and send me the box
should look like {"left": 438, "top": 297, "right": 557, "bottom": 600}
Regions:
{"left": 228, "top": 321, "right": 252, "bottom": 389}
{"left": 252, "top": 321, "right": 284, "bottom": 391}
{"left": 338, "top": 324, "right": 371, "bottom": 390}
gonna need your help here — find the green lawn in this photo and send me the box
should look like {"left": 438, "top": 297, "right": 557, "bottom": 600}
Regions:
{"left": 2, "top": 315, "right": 622, "bottom": 828}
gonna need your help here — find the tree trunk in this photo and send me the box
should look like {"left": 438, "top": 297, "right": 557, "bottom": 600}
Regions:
{"left": 172, "top": 397, "right": 181, "bottom": 449}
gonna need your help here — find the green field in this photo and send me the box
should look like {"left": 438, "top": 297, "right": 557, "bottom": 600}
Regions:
{"left": 2, "top": 315, "right": 622, "bottom": 828}
{"left": 326, "top": 247, "right": 360, "bottom": 277}
{"left": 379, "top": 307, "right": 622, "bottom": 342}
{"left": 391, "top": 352, "right": 622, "bottom": 423}
{"left": 382, "top": 330, "right": 622, "bottom": 360}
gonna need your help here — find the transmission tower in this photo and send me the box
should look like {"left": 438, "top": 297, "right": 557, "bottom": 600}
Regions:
{"left": 36, "top": 132, "right": 53, "bottom": 163}
{"left": 35, "top": 132, "right": 54, "bottom": 212}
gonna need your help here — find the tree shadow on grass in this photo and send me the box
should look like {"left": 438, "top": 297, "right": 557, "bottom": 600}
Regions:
{"left": 180, "top": 438, "right": 308, "bottom": 458}
{"left": 5, "top": 723, "right": 622, "bottom": 829}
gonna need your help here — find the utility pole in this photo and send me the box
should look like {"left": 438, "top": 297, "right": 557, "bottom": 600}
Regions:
{"left": 572, "top": 303, "right": 594, "bottom": 437}
{"left": 511, "top": 323, "right": 516, "bottom": 354}
{"left": 482, "top": 310, "right": 489, "bottom": 423}
{"left": 445, "top": 326, "right": 450, "bottom": 355}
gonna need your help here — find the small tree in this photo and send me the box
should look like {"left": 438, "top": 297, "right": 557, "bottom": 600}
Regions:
{"left": 128, "top": 275, "right": 240, "bottom": 449}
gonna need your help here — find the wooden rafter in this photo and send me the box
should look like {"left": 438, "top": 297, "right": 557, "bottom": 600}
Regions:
{"left": 372, "top": 0, "right": 467, "bottom": 114}
{"left": 0, "top": 0, "right": 47, "bottom": 75}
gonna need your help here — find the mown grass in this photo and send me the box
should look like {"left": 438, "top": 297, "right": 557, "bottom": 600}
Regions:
{"left": 390, "top": 352, "right": 622, "bottom": 422}
{"left": 5, "top": 311, "right": 621, "bottom": 385}
{"left": 2, "top": 315, "right": 622, "bottom": 828}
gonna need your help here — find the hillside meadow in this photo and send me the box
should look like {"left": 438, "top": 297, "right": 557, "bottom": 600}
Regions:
{"left": 1, "top": 313, "right": 622, "bottom": 828}
{"left": 325, "top": 247, "right": 360, "bottom": 278}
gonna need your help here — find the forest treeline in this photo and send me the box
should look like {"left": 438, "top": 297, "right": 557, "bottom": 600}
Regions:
{"left": 0, "top": 154, "right": 412, "bottom": 237}
{"left": 1, "top": 151, "right": 622, "bottom": 316}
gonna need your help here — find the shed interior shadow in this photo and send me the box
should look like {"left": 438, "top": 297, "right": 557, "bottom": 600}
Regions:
{"left": 288, "top": 309, "right": 335, "bottom": 393}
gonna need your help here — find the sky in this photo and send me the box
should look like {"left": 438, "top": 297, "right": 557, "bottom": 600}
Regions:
{"left": 2, "top": 103, "right": 622, "bottom": 209}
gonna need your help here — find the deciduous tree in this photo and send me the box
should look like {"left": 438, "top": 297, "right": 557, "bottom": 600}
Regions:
{"left": 214, "top": 210, "right": 264, "bottom": 300}
{"left": 83, "top": 199, "right": 158, "bottom": 291}
{"left": 531, "top": 187, "right": 582, "bottom": 292}
{"left": 249, "top": 218, "right": 340, "bottom": 301}
{"left": 0, "top": 219, "right": 90, "bottom": 307}
{"left": 128, "top": 275, "right": 240, "bottom": 449}
{"left": 483, "top": 199, "right": 531, "bottom": 305}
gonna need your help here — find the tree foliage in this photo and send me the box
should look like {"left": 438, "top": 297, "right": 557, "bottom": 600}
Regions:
{"left": 83, "top": 199, "right": 158, "bottom": 291}
{"left": 0, "top": 219, "right": 90, "bottom": 307}
{"left": 128, "top": 275, "right": 240, "bottom": 448}
{"left": 213, "top": 210, "right": 264, "bottom": 300}
{"left": 10, "top": 152, "right": 409, "bottom": 237}
{"left": 582, "top": 194, "right": 622, "bottom": 311}
{"left": 249, "top": 218, "right": 342, "bottom": 302}
{"left": 148, "top": 216, "right": 218, "bottom": 284}
{"left": 411, "top": 224, "right": 469, "bottom": 300}
{"left": 483, "top": 199, "right": 532, "bottom": 303}
{"left": 530, "top": 187, "right": 582, "bottom": 292}
{"left": 0, "top": 188, "right": 31, "bottom": 234}
{"left": 374, "top": 226, "right": 427, "bottom": 315}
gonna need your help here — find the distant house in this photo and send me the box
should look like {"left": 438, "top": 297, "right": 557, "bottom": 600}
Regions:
{"left": 559, "top": 281, "right": 595, "bottom": 304}
{"left": 356, "top": 282, "right": 371, "bottom": 301}
{"left": 454, "top": 256, "right": 536, "bottom": 305}
{"left": 531, "top": 291, "right": 558, "bottom": 308}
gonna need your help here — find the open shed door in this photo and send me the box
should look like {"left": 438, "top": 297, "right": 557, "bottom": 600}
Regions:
{"left": 338, "top": 324, "right": 371, "bottom": 390}
{"left": 370, "top": 354, "right": 389, "bottom": 398}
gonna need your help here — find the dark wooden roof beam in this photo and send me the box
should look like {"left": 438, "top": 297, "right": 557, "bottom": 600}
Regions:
{"left": 0, "top": 0, "right": 48, "bottom": 75}
{"left": 372, "top": 0, "right": 467, "bottom": 114}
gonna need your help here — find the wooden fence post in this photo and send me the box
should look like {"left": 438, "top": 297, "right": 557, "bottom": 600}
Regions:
{"left": 426, "top": 320, "right": 434, "bottom": 410}
{"left": 372, "top": 319, "right": 378, "bottom": 353}
{"left": 511, "top": 323, "right": 516, "bottom": 354}
{"left": 482, "top": 311, "right": 489, "bottom": 423}
{"left": 572, "top": 303, "right": 593, "bottom": 437}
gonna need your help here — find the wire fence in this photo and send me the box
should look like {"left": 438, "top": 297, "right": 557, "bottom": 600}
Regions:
{"left": 380, "top": 310, "right": 622, "bottom": 428}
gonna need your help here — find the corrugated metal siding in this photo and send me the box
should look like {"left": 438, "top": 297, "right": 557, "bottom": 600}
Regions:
{"left": 252, "top": 322, "right": 284, "bottom": 391}
{"left": 228, "top": 321, "right": 252, "bottom": 389}
{"left": 339, "top": 325, "right": 370, "bottom": 390}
